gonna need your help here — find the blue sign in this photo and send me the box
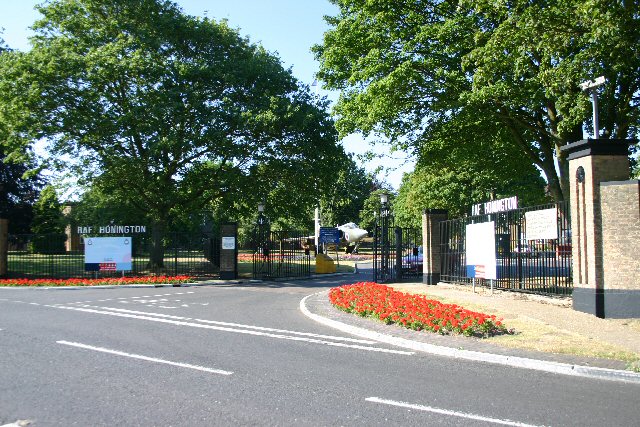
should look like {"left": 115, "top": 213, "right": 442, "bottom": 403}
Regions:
{"left": 319, "top": 227, "right": 341, "bottom": 244}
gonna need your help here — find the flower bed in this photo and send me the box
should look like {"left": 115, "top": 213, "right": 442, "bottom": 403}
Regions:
{"left": 0, "top": 275, "right": 193, "bottom": 287}
{"left": 329, "top": 282, "right": 510, "bottom": 338}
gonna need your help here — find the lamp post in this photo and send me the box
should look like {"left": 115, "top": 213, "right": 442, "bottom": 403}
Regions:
{"left": 580, "top": 76, "right": 605, "bottom": 139}
{"left": 254, "top": 201, "right": 270, "bottom": 279}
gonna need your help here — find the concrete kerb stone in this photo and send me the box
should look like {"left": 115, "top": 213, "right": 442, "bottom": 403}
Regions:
{"left": 0, "top": 281, "right": 247, "bottom": 291}
{"left": 299, "top": 290, "right": 640, "bottom": 385}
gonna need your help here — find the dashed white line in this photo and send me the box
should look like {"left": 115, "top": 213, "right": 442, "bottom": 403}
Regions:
{"left": 75, "top": 305, "right": 381, "bottom": 344}
{"left": 365, "top": 397, "right": 542, "bottom": 427}
{"left": 57, "top": 340, "right": 233, "bottom": 375}
{"left": 51, "top": 305, "right": 413, "bottom": 355}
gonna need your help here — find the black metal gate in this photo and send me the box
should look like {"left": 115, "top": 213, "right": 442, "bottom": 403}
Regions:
{"left": 440, "top": 202, "right": 572, "bottom": 295}
{"left": 252, "top": 228, "right": 311, "bottom": 280}
{"left": 373, "top": 213, "right": 422, "bottom": 283}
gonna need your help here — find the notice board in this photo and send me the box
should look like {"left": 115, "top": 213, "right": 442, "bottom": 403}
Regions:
{"left": 85, "top": 237, "right": 133, "bottom": 271}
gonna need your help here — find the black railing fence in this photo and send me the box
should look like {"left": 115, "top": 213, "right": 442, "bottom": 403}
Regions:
{"left": 440, "top": 202, "right": 572, "bottom": 296}
{"left": 6, "top": 232, "right": 220, "bottom": 279}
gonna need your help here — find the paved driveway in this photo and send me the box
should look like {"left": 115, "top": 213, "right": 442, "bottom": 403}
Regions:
{"left": 1, "top": 279, "right": 639, "bottom": 426}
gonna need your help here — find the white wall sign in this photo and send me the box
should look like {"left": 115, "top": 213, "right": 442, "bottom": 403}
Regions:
{"left": 465, "top": 221, "right": 497, "bottom": 280}
{"left": 85, "top": 237, "right": 133, "bottom": 271}
{"left": 525, "top": 208, "right": 558, "bottom": 240}
{"left": 471, "top": 196, "right": 518, "bottom": 216}
{"left": 222, "top": 237, "right": 236, "bottom": 250}
{"left": 77, "top": 225, "right": 146, "bottom": 235}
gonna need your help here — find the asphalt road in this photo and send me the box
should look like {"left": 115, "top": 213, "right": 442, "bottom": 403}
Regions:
{"left": 1, "top": 275, "right": 639, "bottom": 426}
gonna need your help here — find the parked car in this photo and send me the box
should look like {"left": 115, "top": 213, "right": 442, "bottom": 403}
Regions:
{"left": 512, "top": 244, "right": 537, "bottom": 258}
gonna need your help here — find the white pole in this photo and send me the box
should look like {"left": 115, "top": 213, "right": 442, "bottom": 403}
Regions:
{"left": 314, "top": 206, "right": 320, "bottom": 253}
{"left": 591, "top": 90, "right": 600, "bottom": 138}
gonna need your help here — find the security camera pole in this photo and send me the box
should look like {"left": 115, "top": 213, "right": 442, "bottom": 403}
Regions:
{"left": 579, "top": 76, "right": 606, "bottom": 138}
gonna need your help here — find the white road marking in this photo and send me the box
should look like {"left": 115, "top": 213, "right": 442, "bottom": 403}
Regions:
{"left": 51, "top": 305, "right": 413, "bottom": 355}
{"left": 76, "top": 304, "right": 381, "bottom": 345}
{"left": 29, "top": 302, "right": 40, "bottom": 306}
{"left": 57, "top": 340, "right": 233, "bottom": 375}
{"left": 365, "top": 397, "right": 542, "bottom": 427}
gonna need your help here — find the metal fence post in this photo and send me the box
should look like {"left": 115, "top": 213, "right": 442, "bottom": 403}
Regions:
{"left": 395, "top": 227, "right": 402, "bottom": 282}
{"left": 0, "top": 219, "right": 7, "bottom": 277}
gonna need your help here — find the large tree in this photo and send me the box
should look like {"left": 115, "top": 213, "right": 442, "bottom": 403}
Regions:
{"left": 0, "top": 0, "right": 343, "bottom": 269}
{"left": 0, "top": 147, "right": 43, "bottom": 233}
{"left": 314, "top": 0, "right": 640, "bottom": 202}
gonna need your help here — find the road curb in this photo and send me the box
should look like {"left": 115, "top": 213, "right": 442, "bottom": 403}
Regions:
{"left": 0, "top": 281, "right": 247, "bottom": 290}
{"left": 299, "top": 290, "right": 640, "bottom": 384}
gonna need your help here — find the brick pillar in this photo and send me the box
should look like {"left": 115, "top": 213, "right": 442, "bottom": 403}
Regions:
{"left": 422, "top": 209, "right": 448, "bottom": 285}
{"left": 560, "top": 138, "right": 636, "bottom": 317}
{"left": 219, "top": 222, "right": 238, "bottom": 280}
{"left": 600, "top": 180, "right": 640, "bottom": 317}
{"left": 0, "top": 219, "right": 8, "bottom": 277}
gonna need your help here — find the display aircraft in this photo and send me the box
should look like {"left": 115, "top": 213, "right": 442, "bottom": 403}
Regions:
{"left": 293, "top": 221, "right": 368, "bottom": 254}
{"left": 336, "top": 222, "right": 368, "bottom": 253}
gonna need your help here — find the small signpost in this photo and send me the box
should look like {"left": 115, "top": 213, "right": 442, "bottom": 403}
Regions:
{"left": 319, "top": 227, "right": 341, "bottom": 244}
{"left": 84, "top": 237, "right": 132, "bottom": 272}
{"left": 319, "top": 227, "right": 341, "bottom": 265}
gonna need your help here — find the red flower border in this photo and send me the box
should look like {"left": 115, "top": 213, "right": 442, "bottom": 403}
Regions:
{"left": 329, "top": 282, "right": 510, "bottom": 338}
{"left": 0, "top": 275, "right": 193, "bottom": 287}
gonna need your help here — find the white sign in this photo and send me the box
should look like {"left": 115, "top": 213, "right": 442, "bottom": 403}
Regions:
{"left": 77, "top": 225, "right": 146, "bottom": 235}
{"left": 85, "top": 237, "right": 132, "bottom": 271}
{"left": 525, "top": 208, "right": 558, "bottom": 240}
{"left": 222, "top": 237, "right": 236, "bottom": 250}
{"left": 465, "top": 222, "right": 497, "bottom": 280}
{"left": 471, "top": 196, "right": 518, "bottom": 216}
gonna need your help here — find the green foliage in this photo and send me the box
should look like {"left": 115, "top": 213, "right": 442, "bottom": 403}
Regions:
{"left": 394, "top": 110, "right": 548, "bottom": 225}
{"left": 0, "top": 147, "right": 43, "bottom": 233}
{"left": 319, "top": 154, "right": 374, "bottom": 227}
{"left": 315, "top": 0, "right": 640, "bottom": 202}
{"left": 31, "top": 185, "right": 64, "bottom": 234}
{"left": 30, "top": 185, "right": 65, "bottom": 253}
{"left": 0, "top": 0, "right": 347, "bottom": 265}
{"left": 359, "top": 189, "right": 395, "bottom": 233}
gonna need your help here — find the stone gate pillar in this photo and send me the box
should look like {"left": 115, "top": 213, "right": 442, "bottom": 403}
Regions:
{"left": 219, "top": 222, "right": 238, "bottom": 280}
{"left": 422, "top": 209, "right": 448, "bottom": 285}
{"left": 560, "top": 138, "right": 636, "bottom": 317}
{"left": 0, "top": 219, "right": 7, "bottom": 277}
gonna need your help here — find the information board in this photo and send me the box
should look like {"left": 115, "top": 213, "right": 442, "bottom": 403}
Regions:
{"left": 85, "top": 237, "right": 132, "bottom": 272}
{"left": 222, "top": 237, "right": 236, "bottom": 250}
{"left": 319, "top": 227, "right": 341, "bottom": 244}
{"left": 525, "top": 208, "right": 558, "bottom": 240}
{"left": 465, "top": 222, "right": 497, "bottom": 280}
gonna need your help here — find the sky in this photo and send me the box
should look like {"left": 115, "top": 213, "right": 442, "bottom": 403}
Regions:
{"left": 0, "top": 0, "right": 415, "bottom": 189}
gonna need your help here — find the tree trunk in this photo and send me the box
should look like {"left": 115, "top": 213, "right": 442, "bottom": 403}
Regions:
{"left": 148, "top": 220, "right": 165, "bottom": 272}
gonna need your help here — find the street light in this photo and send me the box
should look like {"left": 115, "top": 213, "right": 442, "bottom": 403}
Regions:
{"left": 254, "top": 200, "right": 270, "bottom": 279}
{"left": 580, "top": 76, "right": 605, "bottom": 139}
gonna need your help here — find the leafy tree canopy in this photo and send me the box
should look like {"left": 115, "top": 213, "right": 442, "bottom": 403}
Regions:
{"left": 0, "top": 147, "right": 43, "bottom": 233}
{"left": 0, "top": 0, "right": 346, "bottom": 265}
{"left": 31, "top": 184, "right": 64, "bottom": 235}
{"left": 314, "top": 0, "right": 640, "bottom": 202}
